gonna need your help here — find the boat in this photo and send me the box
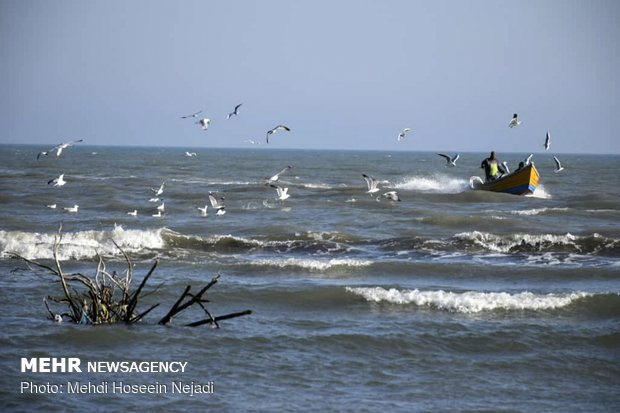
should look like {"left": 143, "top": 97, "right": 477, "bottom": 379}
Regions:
{"left": 470, "top": 163, "right": 539, "bottom": 195}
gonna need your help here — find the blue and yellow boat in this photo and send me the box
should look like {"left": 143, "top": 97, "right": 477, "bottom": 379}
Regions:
{"left": 471, "top": 163, "right": 540, "bottom": 195}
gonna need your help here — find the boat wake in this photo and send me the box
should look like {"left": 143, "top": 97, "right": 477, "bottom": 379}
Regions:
{"left": 395, "top": 174, "right": 470, "bottom": 193}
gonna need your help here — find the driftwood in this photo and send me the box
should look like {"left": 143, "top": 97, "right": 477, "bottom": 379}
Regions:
{"left": 10, "top": 224, "right": 252, "bottom": 327}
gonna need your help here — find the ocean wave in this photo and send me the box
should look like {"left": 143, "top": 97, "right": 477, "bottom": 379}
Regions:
{"left": 346, "top": 287, "right": 593, "bottom": 313}
{"left": 453, "top": 231, "right": 619, "bottom": 256}
{"left": 395, "top": 174, "right": 469, "bottom": 193}
{"left": 0, "top": 226, "right": 166, "bottom": 260}
{"left": 509, "top": 207, "right": 570, "bottom": 216}
{"left": 243, "top": 257, "right": 373, "bottom": 271}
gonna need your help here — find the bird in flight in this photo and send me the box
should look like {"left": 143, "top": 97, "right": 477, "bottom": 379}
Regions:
{"left": 48, "top": 173, "right": 66, "bottom": 187}
{"left": 37, "top": 139, "right": 83, "bottom": 159}
{"left": 508, "top": 113, "right": 522, "bottom": 128}
{"left": 271, "top": 184, "right": 290, "bottom": 201}
{"left": 437, "top": 153, "right": 459, "bottom": 167}
{"left": 209, "top": 192, "right": 226, "bottom": 215}
{"left": 553, "top": 156, "right": 564, "bottom": 173}
{"left": 379, "top": 191, "right": 401, "bottom": 202}
{"left": 181, "top": 110, "right": 202, "bottom": 119}
{"left": 544, "top": 131, "right": 551, "bottom": 150}
{"left": 397, "top": 128, "right": 411, "bottom": 141}
{"left": 227, "top": 104, "right": 242, "bottom": 120}
{"left": 266, "top": 125, "right": 291, "bottom": 143}
{"left": 362, "top": 174, "right": 380, "bottom": 194}
{"left": 523, "top": 154, "right": 534, "bottom": 165}
{"left": 268, "top": 165, "right": 292, "bottom": 183}
{"left": 196, "top": 118, "right": 211, "bottom": 130}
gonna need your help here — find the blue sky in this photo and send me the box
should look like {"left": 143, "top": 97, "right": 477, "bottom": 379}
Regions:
{"left": 1, "top": 0, "right": 618, "bottom": 154}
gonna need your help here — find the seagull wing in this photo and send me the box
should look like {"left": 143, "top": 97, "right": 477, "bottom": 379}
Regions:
{"left": 453, "top": 154, "right": 460, "bottom": 162}
{"left": 544, "top": 131, "right": 551, "bottom": 150}
{"left": 437, "top": 153, "right": 451, "bottom": 162}
{"left": 553, "top": 156, "right": 562, "bottom": 169}
{"left": 362, "top": 174, "right": 377, "bottom": 191}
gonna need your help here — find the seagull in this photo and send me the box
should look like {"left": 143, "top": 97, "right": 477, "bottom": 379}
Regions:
{"left": 266, "top": 125, "right": 291, "bottom": 143}
{"left": 227, "top": 103, "right": 242, "bottom": 119}
{"left": 208, "top": 192, "right": 226, "bottom": 215}
{"left": 502, "top": 161, "right": 510, "bottom": 174}
{"left": 397, "top": 128, "right": 411, "bottom": 141}
{"left": 181, "top": 110, "right": 202, "bottom": 119}
{"left": 63, "top": 204, "right": 79, "bottom": 213}
{"left": 544, "top": 131, "right": 551, "bottom": 150}
{"left": 151, "top": 182, "right": 165, "bottom": 196}
{"left": 508, "top": 113, "right": 522, "bottom": 128}
{"left": 523, "top": 154, "right": 534, "bottom": 165}
{"left": 196, "top": 118, "right": 211, "bottom": 130}
{"left": 37, "top": 139, "right": 83, "bottom": 159}
{"left": 185, "top": 151, "right": 197, "bottom": 157}
{"left": 268, "top": 165, "right": 292, "bottom": 183}
{"left": 197, "top": 205, "right": 208, "bottom": 216}
{"left": 553, "top": 156, "right": 564, "bottom": 173}
{"left": 47, "top": 173, "right": 66, "bottom": 187}
{"left": 127, "top": 210, "right": 138, "bottom": 216}
{"left": 437, "top": 153, "right": 459, "bottom": 167}
{"left": 149, "top": 197, "right": 161, "bottom": 203}
{"left": 271, "top": 184, "right": 290, "bottom": 201}
{"left": 156, "top": 201, "right": 165, "bottom": 213}
{"left": 379, "top": 191, "right": 401, "bottom": 202}
{"left": 46, "top": 204, "right": 57, "bottom": 209}
{"left": 152, "top": 210, "right": 163, "bottom": 217}
{"left": 362, "top": 174, "right": 380, "bottom": 193}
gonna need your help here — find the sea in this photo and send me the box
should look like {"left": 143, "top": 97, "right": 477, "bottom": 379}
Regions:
{"left": 0, "top": 144, "right": 618, "bottom": 412}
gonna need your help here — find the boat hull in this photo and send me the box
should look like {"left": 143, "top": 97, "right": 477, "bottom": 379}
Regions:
{"left": 472, "top": 164, "right": 539, "bottom": 195}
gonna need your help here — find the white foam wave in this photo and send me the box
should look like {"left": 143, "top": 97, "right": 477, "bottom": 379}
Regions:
{"left": 395, "top": 174, "right": 469, "bottom": 193}
{"left": 248, "top": 257, "right": 372, "bottom": 271}
{"left": 454, "top": 231, "right": 580, "bottom": 253}
{"left": 510, "top": 207, "right": 569, "bottom": 216}
{"left": 527, "top": 183, "right": 551, "bottom": 199}
{"left": 346, "top": 287, "right": 591, "bottom": 313}
{"left": 0, "top": 227, "right": 166, "bottom": 260}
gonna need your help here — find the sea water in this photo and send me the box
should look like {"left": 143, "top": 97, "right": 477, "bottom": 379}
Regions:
{"left": 1, "top": 145, "right": 618, "bottom": 412}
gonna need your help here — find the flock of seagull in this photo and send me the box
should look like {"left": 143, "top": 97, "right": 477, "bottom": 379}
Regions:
{"left": 36, "top": 111, "right": 566, "bottom": 216}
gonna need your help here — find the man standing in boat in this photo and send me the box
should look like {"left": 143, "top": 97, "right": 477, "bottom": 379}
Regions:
{"left": 480, "top": 151, "right": 506, "bottom": 182}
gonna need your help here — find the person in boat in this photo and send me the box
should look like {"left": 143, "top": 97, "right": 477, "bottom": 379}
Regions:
{"left": 480, "top": 151, "right": 506, "bottom": 182}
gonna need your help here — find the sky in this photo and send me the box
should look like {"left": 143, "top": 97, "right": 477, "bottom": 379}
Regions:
{"left": 1, "top": 0, "right": 619, "bottom": 154}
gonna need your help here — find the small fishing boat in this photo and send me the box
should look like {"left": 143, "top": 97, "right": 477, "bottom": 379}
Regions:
{"left": 470, "top": 163, "right": 539, "bottom": 195}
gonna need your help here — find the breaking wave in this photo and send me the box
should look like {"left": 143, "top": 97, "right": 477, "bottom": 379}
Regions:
{"left": 346, "top": 287, "right": 595, "bottom": 314}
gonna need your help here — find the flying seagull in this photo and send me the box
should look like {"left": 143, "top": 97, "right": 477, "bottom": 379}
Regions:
{"left": 508, "top": 113, "right": 522, "bottom": 128}
{"left": 268, "top": 165, "right": 292, "bottom": 183}
{"left": 63, "top": 204, "right": 79, "bottom": 213}
{"left": 156, "top": 201, "right": 165, "bottom": 213}
{"left": 227, "top": 103, "right": 242, "bottom": 119}
{"left": 553, "top": 156, "right": 564, "bottom": 173}
{"left": 185, "top": 151, "right": 197, "bottom": 157}
{"left": 502, "top": 161, "right": 510, "bottom": 174}
{"left": 362, "top": 174, "right": 380, "bottom": 193}
{"left": 544, "top": 131, "right": 551, "bottom": 151}
{"left": 197, "top": 205, "right": 208, "bottom": 217}
{"left": 379, "top": 191, "right": 401, "bottom": 202}
{"left": 208, "top": 192, "right": 226, "bottom": 215}
{"left": 196, "top": 118, "right": 211, "bottom": 130}
{"left": 266, "top": 125, "right": 291, "bottom": 143}
{"left": 397, "top": 128, "right": 411, "bottom": 141}
{"left": 37, "top": 139, "right": 83, "bottom": 159}
{"left": 151, "top": 182, "right": 165, "bottom": 196}
{"left": 523, "top": 154, "right": 534, "bottom": 165}
{"left": 181, "top": 110, "right": 202, "bottom": 119}
{"left": 271, "top": 184, "right": 290, "bottom": 201}
{"left": 437, "top": 153, "right": 459, "bottom": 167}
{"left": 48, "top": 173, "right": 66, "bottom": 187}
